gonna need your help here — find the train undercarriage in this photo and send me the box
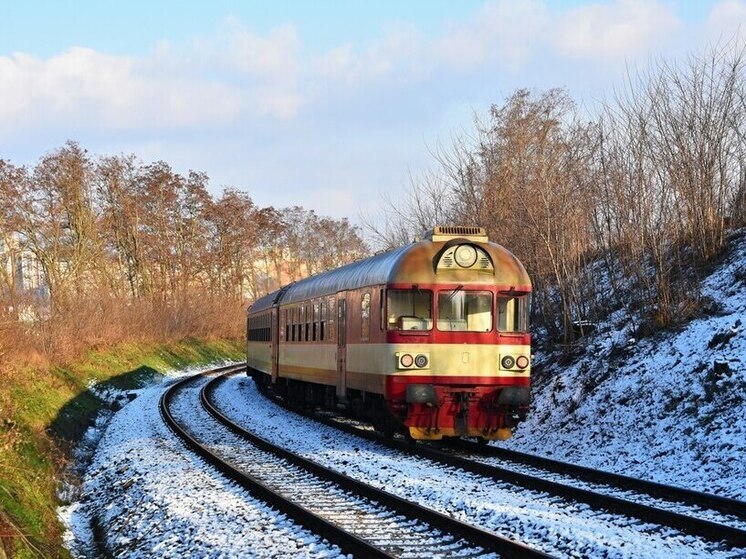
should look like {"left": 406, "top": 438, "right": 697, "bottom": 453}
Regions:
{"left": 250, "top": 368, "right": 529, "bottom": 442}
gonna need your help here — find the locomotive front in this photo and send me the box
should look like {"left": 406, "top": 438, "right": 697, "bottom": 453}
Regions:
{"left": 381, "top": 226, "right": 531, "bottom": 441}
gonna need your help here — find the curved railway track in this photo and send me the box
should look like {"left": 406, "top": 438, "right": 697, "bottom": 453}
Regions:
{"left": 160, "top": 368, "right": 551, "bottom": 558}
{"left": 246, "top": 371, "right": 746, "bottom": 550}
{"left": 444, "top": 438, "right": 746, "bottom": 519}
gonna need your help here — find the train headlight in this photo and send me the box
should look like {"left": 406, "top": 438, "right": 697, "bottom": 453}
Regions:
{"left": 454, "top": 244, "right": 478, "bottom": 268}
{"left": 516, "top": 355, "right": 529, "bottom": 369}
{"left": 400, "top": 353, "right": 414, "bottom": 368}
{"left": 501, "top": 355, "right": 515, "bottom": 369}
{"left": 415, "top": 354, "right": 429, "bottom": 368}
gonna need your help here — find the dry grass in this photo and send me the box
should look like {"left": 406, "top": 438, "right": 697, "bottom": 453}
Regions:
{"left": 0, "top": 292, "right": 245, "bottom": 558}
{"left": 3, "top": 291, "right": 245, "bottom": 366}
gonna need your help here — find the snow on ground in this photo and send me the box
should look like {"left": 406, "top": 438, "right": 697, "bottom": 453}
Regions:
{"left": 58, "top": 366, "right": 345, "bottom": 559}
{"left": 170, "top": 376, "right": 497, "bottom": 559}
{"left": 505, "top": 231, "right": 746, "bottom": 500}
{"left": 213, "top": 376, "right": 742, "bottom": 558}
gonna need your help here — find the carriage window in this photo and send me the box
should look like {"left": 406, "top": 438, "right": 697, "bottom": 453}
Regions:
{"left": 497, "top": 295, "right": 530, "bottom": 332}
{"left": 437, "top": 290, "right": 492, "bottom": 332}
{"left": 361, "top": 292, "right": 371, "bottom": 340}
{"left": 294, "top": 307, "right": 299, "bottom": 341}
{"left": 379, "top": 289, "right": 385, "bottom": 330}
{"left": 327, "top": 296, "right": 336, "bottom": 341}
{"left": 248, "top": 313, "right": 271, "bottom": 341}
{"left": 313, "top": 301, "right": 320, "bottom": 341}
{"left": 387, "top": 289, "right": 433, "bottom": 331}
{"left": 319, "top": 301, "right": 326, "bottom": 341}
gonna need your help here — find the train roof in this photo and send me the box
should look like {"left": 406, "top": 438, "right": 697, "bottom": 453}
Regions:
{"left": 249, "top": 230, "right": 531, "bottom": 313}
{"left": 250, "top": 244, "right": 410, "bottom": 312}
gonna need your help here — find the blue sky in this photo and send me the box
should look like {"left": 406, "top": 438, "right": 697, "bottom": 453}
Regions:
{"left": 0, "top": 1, "right": 743, "bottom": 221}
{"left": 0, "top": 2, "right": 482, "bottom": 56}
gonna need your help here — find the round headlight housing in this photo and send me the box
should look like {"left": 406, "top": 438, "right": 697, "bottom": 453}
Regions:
{"left": 415, "top": 354, "right": 429, "bottom": 368}
{"left": 400, "top": 354, "right": 414, "bottom": 368}
{"left": 501, "top": 355, "right": 515, "bottom": 369}
{"left": 454, "top": 244, "right": 478, "bottom": 268}
{"left": 516, "top": 355, "right": 530, "bottom": 369}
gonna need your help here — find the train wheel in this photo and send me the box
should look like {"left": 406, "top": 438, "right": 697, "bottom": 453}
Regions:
{"left": 404, "top": 429, "right": 418, "bottom": 446}
{"left": 378, "top": 422, "right": 395, "bottom": 439}
{"left": 350, "top": 397, "right": 364, "bottom": 419}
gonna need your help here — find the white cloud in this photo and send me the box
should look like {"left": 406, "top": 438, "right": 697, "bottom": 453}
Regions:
{"left": 0, "top": 47, "right": 245, "bottom": 133}
{"left": 308, "top": 23, "right": 429, "bottom": 89}
{"left": 552, "top": 0, "right": 681, "bottom": 61}
{"left": 434, "top": 0, "right": 548, "bottom": 70}
{"left": 221, "top": 19, "right": 300, "bottom": 76}
{"left": 706, "top": 0, "right": 746, "bottom": 45}
{"left": 0, "top": 2, "right": 691, "bottom": 138}
{"left": 0, "top": 21, "right": 307, "bottom": 135}
{"left": 311, "top": 44, "right": 355, "bottom": 80}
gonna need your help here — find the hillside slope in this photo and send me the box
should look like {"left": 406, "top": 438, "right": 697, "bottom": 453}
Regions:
{"left": 505, "top": 231, "right": 746, "bottom": 499}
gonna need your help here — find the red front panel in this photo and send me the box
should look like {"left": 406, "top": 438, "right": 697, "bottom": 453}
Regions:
{"left": 386, "top": 330, "right": 531, "bottom": 345}
{"left": 385, "top": 374, "right": 530, "bottom": 440}
{"left": 386, "top": 374, "right": 529, "bottom": 400}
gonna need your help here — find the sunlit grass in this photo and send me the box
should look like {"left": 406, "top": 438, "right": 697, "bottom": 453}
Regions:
{"left": 0, "top": 337, "right": 244, "bottom": 558}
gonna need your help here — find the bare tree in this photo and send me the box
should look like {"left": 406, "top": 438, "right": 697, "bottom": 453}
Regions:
{"left": 0, "top": 161, "right": 28, "bottom": 318}
{"left": 97, "top": 154, "right": 146, "bottom": 298}
{"left": 16, "top": 141, "right": 98, "bottom": 317}
{"left": 209, "top": 188, "right": 260, "bottom": 298}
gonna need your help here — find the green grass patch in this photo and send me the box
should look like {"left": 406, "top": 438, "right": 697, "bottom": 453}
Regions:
{"left": 0, "top": 337, "right": 244, "bottom": 558}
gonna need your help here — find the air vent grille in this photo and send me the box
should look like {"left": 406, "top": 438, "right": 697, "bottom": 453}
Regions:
{"left": 439, "top": 226, "right": 481, "bottom": 236}
{"left": 424, "top": 225, "right": 489, "bottom": 242}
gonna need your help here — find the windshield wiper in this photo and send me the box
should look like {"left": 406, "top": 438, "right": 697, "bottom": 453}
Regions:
{"left": 446, "top": 284, "right": 464, "bottom": 302}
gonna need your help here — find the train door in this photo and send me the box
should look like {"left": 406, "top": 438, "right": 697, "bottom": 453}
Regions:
{"left": 271, "top": 306, "right": 279, "bottom": 383}
{"left": 245, "top": 313, "right": 252, "bottom": 377}
{"left": 336, "top": 297, "right": 346, "bottom": 397}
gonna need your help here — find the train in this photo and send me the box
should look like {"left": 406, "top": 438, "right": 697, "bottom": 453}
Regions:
{"left": 246, "top": 226, "right": 531, "bottom": 441}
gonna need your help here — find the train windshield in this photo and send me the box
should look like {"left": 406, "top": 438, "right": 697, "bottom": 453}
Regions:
{"left": 387, "top": 289, "right": 433, "bottom": 330}
{"left": 437, "top": 290, "right": 492, "bottom": 332}
{"left": 497, "top": 295, "right": 530, "bottom": 332}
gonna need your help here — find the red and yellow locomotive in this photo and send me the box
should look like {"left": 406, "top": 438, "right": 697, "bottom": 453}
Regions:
{"left": 247, "top": 226, "right": 531, "bottom": 441}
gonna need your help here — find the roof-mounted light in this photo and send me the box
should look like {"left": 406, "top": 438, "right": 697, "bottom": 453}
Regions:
{"left": 454, "top": 244, "right": 478, "bottom": 268}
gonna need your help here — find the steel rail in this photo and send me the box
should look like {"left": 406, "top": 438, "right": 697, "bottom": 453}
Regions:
{"left": 203, "top": 373, "right": 553, "bottom": 559}
{"left": 160, "top": 368, "right": 391, "bottom": 559}
{"left": 249, "top": 376, "right": 746, "bottom": 550}
{"left": 447, "top": 438, "right": 746, "bottom": 520}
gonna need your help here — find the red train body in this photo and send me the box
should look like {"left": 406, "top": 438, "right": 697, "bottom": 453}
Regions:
{"left": 247, "top": 226, "right": 531, "bottom": 441}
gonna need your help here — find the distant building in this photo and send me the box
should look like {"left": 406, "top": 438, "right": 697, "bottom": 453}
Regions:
{"left": 246, "top": 248, "right": 311, "bottom": 301}
{"left": 0, "top": 234, "right": 47, "bottom": 299}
